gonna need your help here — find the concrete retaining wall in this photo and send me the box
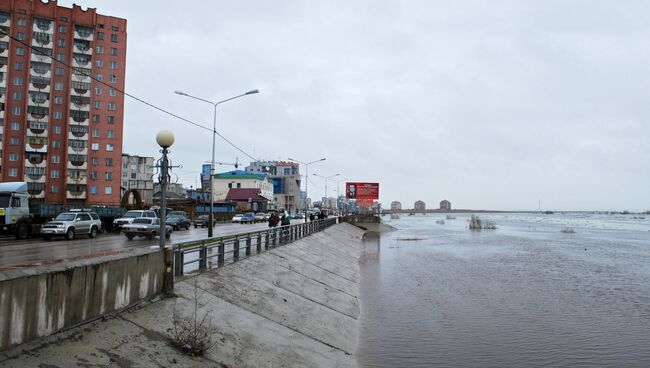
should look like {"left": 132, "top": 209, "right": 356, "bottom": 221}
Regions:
{"left": 0, "top": 248, "right": 170, "bottom": 351}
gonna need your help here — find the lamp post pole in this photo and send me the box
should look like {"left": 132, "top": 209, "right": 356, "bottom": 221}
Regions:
{"left": 288, "top": 157, "right": 326, "bottom": 222}
{"left": 175, "top": 89, "right": 259, "bottom": 237}
{"left": 156, "top": 130, "right": 175, "bottom": 249}
{"left": 312, "top": 173, "right": 340, "bottom": 212}
{"left": 334, "top": 177, "right": 347, "bottom": 214}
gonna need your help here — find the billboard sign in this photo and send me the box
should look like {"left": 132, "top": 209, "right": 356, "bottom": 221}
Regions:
{"left": 346, "top": 182, "right": 379, "bottom": 200}
{"left": 356, "top": 199, "right": 374, "bottom": 207}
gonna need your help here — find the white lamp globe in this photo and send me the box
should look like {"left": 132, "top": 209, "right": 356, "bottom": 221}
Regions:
{"left": 156, "top": 130, "right": 175, "bottom": 148}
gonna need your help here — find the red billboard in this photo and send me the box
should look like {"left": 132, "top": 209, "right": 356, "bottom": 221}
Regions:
{"left": 346, "top": 182, "right": 379, "bottom": 200}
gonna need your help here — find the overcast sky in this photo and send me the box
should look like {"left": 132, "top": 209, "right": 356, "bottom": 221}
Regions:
{"left": 60, "top": 0, "right": 649, "bottom": 211}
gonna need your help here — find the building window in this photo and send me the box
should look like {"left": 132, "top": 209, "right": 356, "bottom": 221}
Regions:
{"left": 55, "top": 82, "right": 64, "bottom": 90}
{"left": 95, "top": 73, "right": 102, "bottom": 81}
{"left": 51, "top": 170, "right": 59, "bottom": 178}
{"left": 93, "top": 101, "right": 101, "bottom": 109}
{"left": 90, "top": 171, "right": 98, "bottom": 180}
{"left": 10, "top": 122, "right": 19, "bottom": 130}
{"left": 96, "top": 45, "right": 104, "bottom": 54}
{"left": 107, "top": 102, "right": 116, "bottom": 111}
{"left": 18, "top": 18, "right": 26, "bottom": 26}
{"left": 12, "top": 91, "right": 21, "bottom": 100}
{"left": 108, "top": 88, "right": 116, "bottom": 97}
{"left": 95, "top": 59, "right": 103, "bottom": 67}
{"left": 109, "top": 61, "right": 117, "bottom": 69}
{"left": 91, "top": 157, "right": 99, "bottom": 165}
{"left": 8, "top": 168, "right": 18, "bottom": 177}
{"left": 53, "top": 125, "right": 61, "bottom": 134}
{"left": 97, "top": 32, "right": 104, "bottom": 40}
{"left": 13, "top": 77, "right": 22, "bottom": 85}
{"left": 107, "top": 116, "right": 115, "bottom": 124}
{"left": 12, "top": 107, "right": 21, "bottom": 116}
{"left": 91, "top": 143, "right": 99, "bottom": 151}
{"left": 94, "top": 87, "right": 101, "bottom": 95}
{"left": 51, "top": 155, "right": 60, "bottom": 163}
{"left": 55, "top": 67, "right": 64, "bottom": 76}
{"left": 16, "top": 47, "right": 25, "bottom": 56}
{"left": 52, "top": 140, "right": 60, "bottom": 148}
{"left": 106, "top": 157, "right": 113, "bottom": 166}
{"left": 107, "top": 130, "right": 114, "bottom": 138}
{"left": 59, "top": 25, "right": 66, "bottom": 33}
{"left": 54, "top": 96, "right": 63, "bottom": 104}
{"left": 111, "top": 47, "right": 117, "bottom": 56}
{"left": 104, "top": 172, "right": 112, "bottom": 180}
{"left": 57, "top": 39, "right": 65, "bottom": 47}
{"left": 15, "top": 62, "right": 23, "bottom": 71}
{"left": 10, "top": 137, "right": 19, "bottom": 145}
{"left": 56, "top": 53, "right": 64, "bottom": 61}
{"left": 16, "top": 32, "right": 25, "bottom": 41}
{"left": 92, "top": 114, "right": 100, "bottom": 123}
{"left": 90, "top": 185, "right": 97, "bottom": 194}
{"left": 105, "top": 186, "right": 112, "bottom": 194}
{"left": 111, "top": 26, "right": 119, "bottom": 31}
{"left": 53, "top": 111, "right": 62, "bottom": 119}
{"left": 91, "top": 128, "right": 100, "bottom": 137}
{"left": 109, "top": 75, "right": 117, "bottom": 83}
{"left": 50, "top": 185, "right": 58, "bottom": 193}
{"left": 9, "top": 152, "right": 18, "bottom": 161}
{"left": 106, "top": 144, "right": 114, "bottom": 151}
{"left": 110, "top": 34, "right": 118, "bottom": 42}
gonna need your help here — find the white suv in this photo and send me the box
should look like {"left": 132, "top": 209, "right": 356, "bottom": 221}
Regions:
{"left": 41, "top": 211, "right": 103, "bottom": 240}
{"left": 113, "top": 210, "right": 158, "bottom": 231}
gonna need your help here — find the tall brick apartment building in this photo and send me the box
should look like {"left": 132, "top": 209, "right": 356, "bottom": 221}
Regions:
{"left": 0, "top": 1, "right": 126, "bottom": 205}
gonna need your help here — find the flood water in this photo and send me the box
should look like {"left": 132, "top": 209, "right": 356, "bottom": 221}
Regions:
{"left": 357, "top": 213, "right": 650, "bottom": 368}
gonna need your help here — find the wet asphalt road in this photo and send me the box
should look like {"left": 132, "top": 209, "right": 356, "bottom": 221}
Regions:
{"left": 0, "top": 220, "right": 297, "bottom": 270}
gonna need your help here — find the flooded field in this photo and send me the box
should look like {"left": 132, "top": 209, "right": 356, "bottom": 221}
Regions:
{"left": 357, "top": 213, "right": 650, "bottom": 368}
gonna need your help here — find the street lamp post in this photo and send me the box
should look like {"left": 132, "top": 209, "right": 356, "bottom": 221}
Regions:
{"left": 156, "top": 130, "right": 175, "bottom": 248}
{"left": 312, "top": 173, "right": 340, "bottom": 211}
{"left": 287, "top": 157, "right": 326, "bottom": 222}
{"left": 334, "top": 177, "right": 347, "bottom": 214}
{"left": 175, "top": 89, "right": 259, "bottom": 237}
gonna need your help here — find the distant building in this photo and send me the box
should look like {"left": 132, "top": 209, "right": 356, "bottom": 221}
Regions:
{"left": 414, "top": 200, "right": 426, "bottom": 212}
{"left": 153, "top": 182, "right": 185, "bottom": 199}
{"left": 391, "top": 201, "right": 402, "bottom": 211}
{"left": 212, "top": 170, "right": 274, "bottom": 204}
{"left": 121, "top": 154, "right": 154, "bottom": 206}
{"left": 440, "top": 199, "right": 451, "bottom": 211}
{"left": 226, "top": 188, "right": 270, "bottom": 212}
{"left": 246, "top": 160, "right": 300, "bottom": 211}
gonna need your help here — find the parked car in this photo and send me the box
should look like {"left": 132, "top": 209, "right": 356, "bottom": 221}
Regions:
{"left": 232, "top": 214, "right": 243, "bottom": 223}
{"left": 293, "top": 213, "right": 305, "bottom": 219}
{"left": 40, "top": 210, "right": 103, "bottom": 240}
{"left": 113, "top": 210, "right": 158, "bottom": 231}
{"left": 254, "top": 212, "right": 267, "bottom": 223}
{"left": 122, "top": 218, "right": 172, "bottom": 240}
{"left": 241, "top": 212, "right": 255, "bottom": 224}
{"left": 166, "top": 213, "right": 191, "bottom": 230}
{"left": 194, "top": 214, "right": 216, "bottom": 228}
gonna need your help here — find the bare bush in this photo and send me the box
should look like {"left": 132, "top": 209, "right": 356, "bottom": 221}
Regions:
{"left": 170, "top": 278, "right": 217, "bottom": 357}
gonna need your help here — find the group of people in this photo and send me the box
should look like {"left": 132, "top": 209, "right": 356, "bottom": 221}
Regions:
{"left": 267, "top": 210, "right": 327, "bottom": 228}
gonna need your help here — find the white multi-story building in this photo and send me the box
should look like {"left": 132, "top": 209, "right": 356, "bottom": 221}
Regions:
{"left": 212, "top": 170, "right": 273, "bottom": 202}
{"left": 121, "top": 154, "right": 153, "bottom": 206}
{"left": 391, "top": 201, "right": 402, "bottom": 211}
{"left": 246, "top": 161, "right": 301, "bottom": 212}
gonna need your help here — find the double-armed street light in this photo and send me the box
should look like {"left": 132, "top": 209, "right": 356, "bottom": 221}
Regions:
{"left": 174, "top": 89, "right": 259, "bottom": 237}
{"left": 287, "top": 157, "right": 326, "bottom": 222}
{"left": 312, "top": 173, "right": 340, "bottom": 211}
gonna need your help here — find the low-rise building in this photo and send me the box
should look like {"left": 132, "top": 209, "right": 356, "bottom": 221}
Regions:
{"left": 414, "top": 200, "right": 426, "bottom": 212}
{"left": 226, "top": 188, "right": 270, "bottom": 212}
{"left": 121, "top": 154, "right": 154, "bottom": 206}
{"left": 213, "top": 170, "right": 274, "bottom": 204}
{"left": 391, "top": 201, "right": 402, "bottom": 211}
{"left": 440, "top": 199, "right": 451, "bottom": 211}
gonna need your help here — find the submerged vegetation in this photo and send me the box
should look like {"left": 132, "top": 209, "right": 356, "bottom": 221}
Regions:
{"left": 468, "top": 215, "right": 497, "bottom": 230}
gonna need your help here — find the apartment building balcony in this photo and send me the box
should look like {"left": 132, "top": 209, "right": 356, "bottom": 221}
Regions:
{"left": 0, "top": 13, "right": 10, "bottom": 25}
{"left": 28, "top": 106, "right": 49, "bottom": 121}
{"left": 0, "top": 57, "right": 6, "bottom": 73}
{"left": 68, "top": 124, "right": 89, "bottom": 140}
{"left": 69, "top": 113, "right": 89, "bottom": 126}
{"left": 0, "top": 41, "right": 7, "bottom": 57}
{"left": 66, "top": 189, "right": 87, "bottom": 200}
{"left": 25, "top": 138, "right": 48, "bottom": 153}
{"left": 29, "top": 76, "right": 51, "bottom": 93}
{"left": 67, "top": 141, "right": 88, "bottom": 155}
{"left": 0, "top": 109, "right": 4, "bottom": 120}
{"left": 71, "top": 68, "right": 91, "bottom": 82}
{"left": 73, "top": 40, "right": 92, "bottom": 55}
{"left": 0, "top": 26, "right": 9, "bottom": 42}
{"left": 67, "top": 154, "right": 88, "bottom": 170}
{"left": 30, "top": 52, "right": 51, "bottom": 64}
{"left": 71, "top": 84, "right": 91, "bottom": 97}
{"left": 31, "top": 32, "right": 53, "bottom": 48}
{"left": 25, "top": 168, "right": 47, "bottom": 182}
{"left": 27, "top": 182, "right": 46, "bottom": 198}
{"left": 30, "top": 62, "right": 52, "bottom": 79}
{"left": 26, "top": 152, "right": 46, "bottom": 166}
{"left": 74, "top": 26, "right": 93, "bottom": 41}
{"left": 66, "top": 174, "right": 87, "bottom": 185}
{"left": 70, "top": 96, "right": 90, "bottom": 111}
{"left": 29, "top": 91, "right": 50, "bottom": 107}
{"left": 72, "top": 54, "right": 91, "bottom": 68}
{"left": 27, "top": 122, "right": 48, "bottom": 137}
{"left": 33, "top": 19, "right": 53, "bottom": 33}
{"left": 0, "top": 86, "right": 5, "bottom": 103}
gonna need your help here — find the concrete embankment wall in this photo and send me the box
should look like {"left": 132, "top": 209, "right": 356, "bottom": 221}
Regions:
{"left": 0, "top": 248, "right": 170, "bottom": 351}
{"left": 0, "top": 223, "right": 365, "bottom": 368}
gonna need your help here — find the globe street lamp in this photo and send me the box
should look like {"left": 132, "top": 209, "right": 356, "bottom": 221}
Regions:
{"left": 312, "top": 173, "right": 340, "bottom": 211}
{"left": 156, "top": 130, "right": 175, "bottom": 248}
{"left": 174, "top": 89, "right": 259, "bottom": 237}
{"left": 287, "top": 157, "right": 326, "bottom": 222}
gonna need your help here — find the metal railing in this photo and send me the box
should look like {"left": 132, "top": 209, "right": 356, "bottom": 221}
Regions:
{"left": 173, "top": 217, "right": 338, "bottom": 276}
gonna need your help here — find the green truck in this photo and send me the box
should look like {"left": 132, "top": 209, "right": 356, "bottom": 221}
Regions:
{"left": 0, "top": 181, "right": 126, "bottom": 239}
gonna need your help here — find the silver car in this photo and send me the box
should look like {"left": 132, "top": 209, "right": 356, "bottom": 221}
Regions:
{"left": 41, "top": 211, "right": 102, "bottom": 240}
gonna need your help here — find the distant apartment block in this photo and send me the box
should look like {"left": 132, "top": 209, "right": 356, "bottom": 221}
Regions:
{"left": 246, "top": 160, "right": 300, "bottom": 211}
{"left": 440, "top": 199, "right": 451, "bottom": 211}
{"left": 414, "top": 200, "right": 426, "bottom": 212}
{"left": 391, "top": 201, "right": 402, "bottom": 211}
{"left": 121, "top": 153, "right": 153, "bottom": 206}
{"left": 0, "top": 1, "right": 127, "bottom": 205}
